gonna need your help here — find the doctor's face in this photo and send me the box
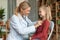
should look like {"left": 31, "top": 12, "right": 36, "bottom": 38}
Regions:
{"left": 22, "top": 7, "right": 31, "bottom": 16}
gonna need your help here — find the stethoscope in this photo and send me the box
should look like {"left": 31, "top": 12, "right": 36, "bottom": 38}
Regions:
{"left": 22, "top": 15, "right": 29, "bottom": 27}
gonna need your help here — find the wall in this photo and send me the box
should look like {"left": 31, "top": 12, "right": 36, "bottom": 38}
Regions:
{"left": 28, "top": 0, "right": 38, "bottom": 21}
{"left": 16, "top": 0, "right": 25, "bottom": 6}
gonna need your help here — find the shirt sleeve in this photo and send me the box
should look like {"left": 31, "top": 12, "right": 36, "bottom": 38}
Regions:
{"left": 10, "top": 15, "right": 36, "bottom": 35}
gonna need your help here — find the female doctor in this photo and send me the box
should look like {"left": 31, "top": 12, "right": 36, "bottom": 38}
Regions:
{"left": 6, "top": 1, "right": 42, "bottom": 40}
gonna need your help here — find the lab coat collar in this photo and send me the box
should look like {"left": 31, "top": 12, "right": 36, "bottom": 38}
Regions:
{"left": 18, "top": 13, "right": 28, "bottom": 20}
{"left": 18, "top": 13, "right": 23, "bottom": 20}
{"left": 17, "top": 13, "right": 27, "bottom": 25}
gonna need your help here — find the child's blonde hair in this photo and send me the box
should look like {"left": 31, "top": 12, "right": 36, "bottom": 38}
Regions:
{"left": 39, "top": 5, "right": 52, "bottom": 21}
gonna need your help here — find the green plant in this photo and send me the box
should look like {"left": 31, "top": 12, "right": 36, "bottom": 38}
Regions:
{"left": 0, "top": 27, "right": 2, "bottom": 38}
{"left": 0, "top": 8, "right": 5, "bottom": 20}
{"left": 57, "top": 20, "right": 60, "bottom": 25}
{"left": 0, "top": 8, "right": 5, "bottom": 38}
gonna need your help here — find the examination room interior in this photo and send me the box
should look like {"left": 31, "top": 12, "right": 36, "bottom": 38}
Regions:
{"left": 0, "top": 0, "right": 60, "bottom": 40}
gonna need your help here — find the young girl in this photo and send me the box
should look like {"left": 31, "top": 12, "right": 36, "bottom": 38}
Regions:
{"left": 31, "top": 6, "right": 52, "bottom": 40}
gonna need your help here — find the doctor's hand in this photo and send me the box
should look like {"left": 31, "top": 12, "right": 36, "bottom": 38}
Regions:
{"left": 34, "top": 21, "right": 42, "bottom": 28}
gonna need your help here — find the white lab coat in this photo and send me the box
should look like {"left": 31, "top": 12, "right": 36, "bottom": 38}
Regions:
{"left": 6, "top": 13, "right": 36, "bottom": 40}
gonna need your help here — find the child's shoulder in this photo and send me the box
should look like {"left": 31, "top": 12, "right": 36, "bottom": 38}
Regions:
{"left": 44, "top": 19, "right": 50, "bottom": 24}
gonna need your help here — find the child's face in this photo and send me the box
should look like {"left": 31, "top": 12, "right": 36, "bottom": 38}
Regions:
{"left": 39, "top": 8, "right": 46, "bottom": 17}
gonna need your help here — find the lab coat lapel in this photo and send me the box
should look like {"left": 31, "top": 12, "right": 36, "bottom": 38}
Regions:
{"left": 17, "top": 13, "right": 27, "bottom": 26}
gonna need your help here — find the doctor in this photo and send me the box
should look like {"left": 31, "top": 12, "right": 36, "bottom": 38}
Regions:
{"left": 6, "top": 1, "right": 42, "bottom": 40}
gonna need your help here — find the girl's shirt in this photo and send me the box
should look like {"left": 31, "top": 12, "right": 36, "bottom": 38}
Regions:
{"left": 31, "top": 19, "right": 50, "bottom": 40}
